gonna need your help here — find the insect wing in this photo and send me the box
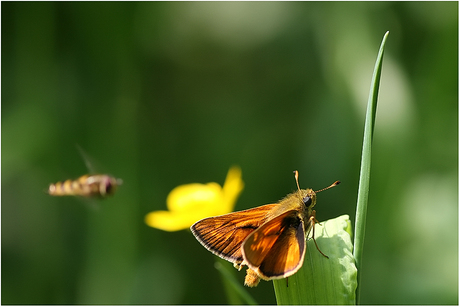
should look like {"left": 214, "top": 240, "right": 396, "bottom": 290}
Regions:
{"left": 191, "top": 204, "right": 277, "bottom": 264}
{"left": 242, "top": 209, "right": 306, "bottom": 279}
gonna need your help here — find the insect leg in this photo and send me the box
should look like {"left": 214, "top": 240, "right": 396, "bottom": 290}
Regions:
{"left": 309, "top": 212, "right": 329, "bottom": 259}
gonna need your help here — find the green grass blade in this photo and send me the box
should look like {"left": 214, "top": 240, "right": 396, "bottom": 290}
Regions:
{"left": 214, "top": 258, "right": 258, "bottom": 305}
{"left": 353, "top": 31, "right": 389, "bottom": 303}
{"left": 273, "top": 215, "right": 357, "bottom": 304}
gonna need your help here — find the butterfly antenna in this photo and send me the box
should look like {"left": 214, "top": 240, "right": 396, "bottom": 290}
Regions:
{"left": 315, "top": 180, "right": 341, "bottom": 193}
{"left": 293, "top": 170, "right": 302, "bottom": 192}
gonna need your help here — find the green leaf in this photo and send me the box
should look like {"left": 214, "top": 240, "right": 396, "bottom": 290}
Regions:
{"left": 353, "top": 31, "right": 389, "bottom": 303}
{"left": 273, "top": 215, "right": 357, "bottom": 305}
{"left": 214, "top": 258, "right": 258, "bottom": 305}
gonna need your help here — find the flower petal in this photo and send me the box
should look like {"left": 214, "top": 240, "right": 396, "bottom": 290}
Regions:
{"left": 145, "top": 167, "right": 244, "bottom": 231}
{"left": 167, "top": 182, "right": 223, "bottom": 212}
{"left": 145, "top": 210, "right": 210, "bottom": 232}
{"left": 221, "top": 166, "right": 244, "bottom": 213}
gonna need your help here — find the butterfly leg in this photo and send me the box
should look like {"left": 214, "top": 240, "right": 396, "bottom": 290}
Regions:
{"left": 309, "top": 211, "right": 329, "bottom": 259}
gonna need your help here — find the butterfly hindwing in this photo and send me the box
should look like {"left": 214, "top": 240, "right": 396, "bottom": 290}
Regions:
{"left": 242, "top": 209, "right": 306, "bottom": 279}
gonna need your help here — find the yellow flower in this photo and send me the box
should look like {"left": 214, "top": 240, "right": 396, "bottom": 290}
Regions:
{"left": 145, "top": 166, "right": 244, "bottom": 232}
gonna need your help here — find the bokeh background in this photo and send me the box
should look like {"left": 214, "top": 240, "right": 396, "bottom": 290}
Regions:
{"left": 2, "top": 2, "right": 457, "bottom": 304}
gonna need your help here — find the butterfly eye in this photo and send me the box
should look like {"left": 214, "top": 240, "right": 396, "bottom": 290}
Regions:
{"left": 302, "top": 196, "right": 312, "bottom": 206}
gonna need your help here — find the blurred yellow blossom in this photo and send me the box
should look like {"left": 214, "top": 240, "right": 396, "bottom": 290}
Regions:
{"left": 145, "top": 166, "right": 244, "bottom": 231}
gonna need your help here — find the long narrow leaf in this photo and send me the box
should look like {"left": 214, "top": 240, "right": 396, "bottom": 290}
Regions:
{"left": 353, "top": 31, "right": 389, "bottom": 303}
{"left": 214, "top": 259, "right": 257, "bottom": 305}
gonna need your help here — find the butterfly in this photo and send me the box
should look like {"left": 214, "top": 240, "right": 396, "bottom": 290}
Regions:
{"left": 191, "top": 170, "right": 339, "bottom": 287}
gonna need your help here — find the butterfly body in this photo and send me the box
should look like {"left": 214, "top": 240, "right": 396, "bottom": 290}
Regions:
{"left": 191, "top": 171, "right": 339, "bottom": 287}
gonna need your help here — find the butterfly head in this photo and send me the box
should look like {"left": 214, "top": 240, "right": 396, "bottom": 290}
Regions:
{"left": 293, "top": 170, "right": 339, "bottom": 211}
{"left": 301, "top": 189, "right": 316, "bottom": 210}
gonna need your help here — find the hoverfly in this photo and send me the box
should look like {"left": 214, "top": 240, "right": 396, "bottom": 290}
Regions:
{"left": 48, "top": 145, "right": 122, "bottom": 199}
{"left": 48, "top": 174, "right": 123, "bottom": 198}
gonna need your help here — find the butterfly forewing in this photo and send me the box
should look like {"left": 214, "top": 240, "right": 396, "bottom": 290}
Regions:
{"left": 191, "top": 204, "right": 277, "bottom": 264}
{"left": 242, "top": 210, "right": 306, "bottom": 279}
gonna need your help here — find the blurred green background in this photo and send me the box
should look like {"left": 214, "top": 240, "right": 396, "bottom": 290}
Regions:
{"left": 2, "top": 2, "right": 457, "bottom": 304}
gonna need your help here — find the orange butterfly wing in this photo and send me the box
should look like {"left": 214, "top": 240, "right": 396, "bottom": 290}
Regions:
{"left": 191, "top": 204, "right": 277, "bottom": 264}
{"left": 242, "top": 210, "right": 306, "bottom": 279}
